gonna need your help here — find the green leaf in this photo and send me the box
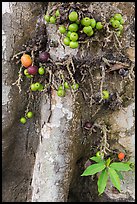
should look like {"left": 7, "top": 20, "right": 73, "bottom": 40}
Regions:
{"left": 116, "top": 170, "right": 124, "bottom": 180}
{"left": 106, "top": 157, "right": 111, "bottom": 167}
{"left": 97, "top": 169, "right": 108, "bottom": 195}
{"left": 125, "top": 161, "right": 135, "bottom": 169}
{"left": 110, "top": 162, "right": 132, "bottom": 171}
{"left": 90, "top": 156, "right": 104, "bottom": 163}
{"left": 108, "top": 167, "right": 121, "bottom": 192}
{"left": 81, "top": 163, "right": 106, "bottom": 176}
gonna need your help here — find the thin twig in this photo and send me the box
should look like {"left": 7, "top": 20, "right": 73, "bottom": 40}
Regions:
{"left": 88, "top": 69, "right": 94, "bottom": 108}
{"left": 128, "top": 62, "right": 135, "bottom": 81}
{"left": 11, "top": 51, "right": 26, "bottom": 61}
{"left": 99, "top": 124, "right": 112, "bottom": 155}
{"left": 48, "top": 2, "right": 60, "bottom": 15}
{"left": 113, "top": 31, "right": 122, "bottom": 48}
{"left": 92, "top": 104, "right": 103, "bottom": 118}
{"left": 99, "top": 65, "right": 105, "bottom": 103}
{"left": 31, "top": 50, "right": 35, "bottom": 66}
{"left": 70, "top": 56, "right": 76, "bottom": 73}
{"left": 66, "top": 58, "right": 76, "bottom": 85}
{"left": 25, "top": 89, "right": 33, "bottom": 116}
{"left": 102, "top": 57, "right": 111, "bottom": 67}
{"left": 103, "top": 23, "right": 113, "bottom": 47}
{"left": 12, "top": 65, "right": 23, "bottom": 93}
{"left": 80, "top": 69, "right": 87, "bottom": 82}
{"left": 59, "top": 70, "right": 65, "bottom": 89}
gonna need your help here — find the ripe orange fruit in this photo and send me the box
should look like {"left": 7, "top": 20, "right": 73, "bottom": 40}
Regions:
{"left": 21, "top": 54, "right": 32, "bottom": 68}
{"left": 118, "top": 152, "right": 125, "bottom": 160}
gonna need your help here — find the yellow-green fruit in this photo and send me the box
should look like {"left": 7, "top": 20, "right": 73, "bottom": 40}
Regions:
{"left": 64, "top": 82, "right": 70, "bottom": 89}
{"left": 30, "top": 83, "right": 37, "bottom": 91}
{"left": 87, "top": 29, "right": 94, "bottom": 37}
{"left": 69, "top": 41, "right": 79, "bottom": 49}
{"left": 68, "top": 23, "right": 79, "bottom": 32}
{"left": 55, "top": 9, "right": 60, "bottom": 17}
{"left": 102, "top": 90, "right": 109, "bottom": 99}
{"left": 38, "top": 67, "right": 45, "bottom": 75}
{"left": 66, "top": 31, "right": 72, "bottom": 38}
{"left": 120, "top": 18, "right": 124, "bottom": 24}
{"left": 69, "top": 11, "right": 78, "bottom": 22}
{"left": 35, "top": 82, "right": 41, "bottom": 90}
{"left": 81, "top": 17, "right": 91, "bottom": 26}
{"left": 96, "top": 22, "right": 103, "bottom": 30}
{"left": 96, "top": 151, "right": 104, "bottom": 158}
{"left": 26, "top": 111, "right": 33, "bottom": 119}
{"left": 109, "top": 17, "right": 114, "bottom": 24}
{"left": 116, "top": 31, "right": 121, "bottom": 37}
{"left": 118, "top": 24, "right": 123, "bottom": 31}
{"left": 26, "top": 75, "right": 33, "bottom": 78}
{"left": 24, "top": 69, "right": 29, "bottom": 76}
{"left": 57, "top": 89, "right": 66, "bottom": 97}
{"left": 20, "top": 117, "right": 27, "bottom": 124}
{"left": 38, "top": 84, "right": 44, "bottom": 91}
{"left": 58, "top": 85, "right": 64, "bottom": 90}
{"left": 72, "top": 83, "right": 79, "bottom": 90}
{"left": 70, "top": 32, "right": 78, "bottom": 41}
{"left": 83, "top": 26, "right": 93, "bottom": 34}
{"left": 114, "top": 13, "right": 122, "bottom": 21}
{"left": 112, "top": 20, "right": 120, "bottom": 28}
{"left": 44, "top": 14, "right": 50, "bottom": 22}
{"left": 90, "top": 18, "right": 96, "bottom": 28}
{"left": 59, "top": 25, "right": 66, "bottom": 34}
{"left": 63, "top": 37, "right": 70, "bottom": 46}
{"left": 50, "top": 16, "right": 56, "bottom": 24}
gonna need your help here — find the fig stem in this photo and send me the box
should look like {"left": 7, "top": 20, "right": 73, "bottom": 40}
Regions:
{"left": 11, "top": 51, "right": 26, "bottom": 61}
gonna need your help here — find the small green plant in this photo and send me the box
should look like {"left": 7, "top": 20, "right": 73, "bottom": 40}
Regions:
{"left": 81, "top": 152, "right": 134, "bottom": 195}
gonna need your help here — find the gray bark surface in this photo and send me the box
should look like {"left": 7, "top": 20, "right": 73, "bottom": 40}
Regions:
{"left": 2, "top": 2, "right": 135, "bottom": 202}
{"left": 2, "top": 2, "right": 47, "bottom": 202}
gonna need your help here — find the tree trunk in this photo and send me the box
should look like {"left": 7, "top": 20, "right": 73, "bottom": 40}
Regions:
{"left": 2, "top": 2, "right": 135, "bottom": 202}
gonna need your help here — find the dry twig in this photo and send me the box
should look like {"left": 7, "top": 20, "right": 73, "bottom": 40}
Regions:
{"left": 11, "top": 51, "right": 26, "bottom": 61}
{"left": 99, "top": 65, "right": 105, "bottom": 103}
{"left": 12, "top": 65, "right": 23, "bottom": 93}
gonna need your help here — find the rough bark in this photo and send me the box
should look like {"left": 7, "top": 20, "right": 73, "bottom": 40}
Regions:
{"left": 2, "top": 2, "right": 135, "bottom": 202}
{"left": 2, "top": 2, "right": 48, "bottom": 202}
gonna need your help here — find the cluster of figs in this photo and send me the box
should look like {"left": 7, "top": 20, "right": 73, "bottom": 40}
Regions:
{"left": 19, "top": 51, "right": 50, "bottom": 124}
{"left": 21, "top": 51, "right": 49, "bottom": 79}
